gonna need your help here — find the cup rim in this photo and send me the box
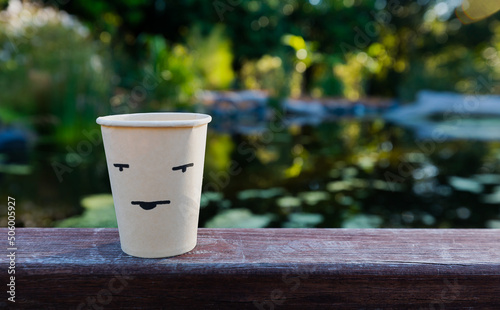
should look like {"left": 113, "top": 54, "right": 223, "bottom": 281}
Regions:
{"left": 96, "top": 112, "right": 212, "bottom": 128}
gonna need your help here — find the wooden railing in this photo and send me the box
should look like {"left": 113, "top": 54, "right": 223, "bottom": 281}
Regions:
{"left": 1, "top": 228, "right": 500, "bottom": 309}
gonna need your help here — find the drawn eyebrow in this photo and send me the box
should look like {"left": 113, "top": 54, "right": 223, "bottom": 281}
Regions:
{"left": 113, "top": 164, "right": 129, "bottom": 171}
{"left": 172, "top": 163, "right": 194, "bottom": 173}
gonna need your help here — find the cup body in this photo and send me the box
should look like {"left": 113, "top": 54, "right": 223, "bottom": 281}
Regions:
{"left": 96, "top": 113, "right": 211, "bottom": 258}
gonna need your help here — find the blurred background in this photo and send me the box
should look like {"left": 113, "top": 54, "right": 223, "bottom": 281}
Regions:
{"left": 2, "top": 0, "right": 500, "bottom": 229}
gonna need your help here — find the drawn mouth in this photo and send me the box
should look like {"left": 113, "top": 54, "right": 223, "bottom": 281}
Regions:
{"left": 131, "top": 200, "right": 171, "bottom": 210}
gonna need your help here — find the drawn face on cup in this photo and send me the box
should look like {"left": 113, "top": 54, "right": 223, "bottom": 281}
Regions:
{"left": 111, "top": 162, "right": 195, "bottom": 211}
{"left": 100, "top": 124, "right": 207, "bottom": 226}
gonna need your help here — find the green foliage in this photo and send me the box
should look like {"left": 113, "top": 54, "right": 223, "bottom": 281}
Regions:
{"left": 188, "top": 25, "right": 234, "bottom": 90}
{"left": 43, "top": 0, "right": 500, "bottom": 100}
{"left": 0, "top": 2, "right": 113, "bottom": 144}
{"left": 240, "top": 53, "right": 292, "bottom": 99}
{"left": 146, "top": 26, "right": 235, "bottom": 108}
{"left": 146, "top": 35, "right": 201, "bottom": 108}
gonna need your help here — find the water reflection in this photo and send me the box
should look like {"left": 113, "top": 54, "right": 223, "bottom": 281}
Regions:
{"left": 1, "top": 115, "right": 500, "bottom": 228}
{"left": 385, "top": 91, "right": 500, "bottom": 140}
{"left": 199, "top": 114, "right": 500, "bottom": 229}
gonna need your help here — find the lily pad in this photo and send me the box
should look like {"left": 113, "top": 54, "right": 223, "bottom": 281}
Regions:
{"left": 56, "top": 194, "right": 117, "bottom": 228}
{"left": 482, "top": 186, "right": 500, "bottom": 204}
{"left": 298, "top": 191, "right": 329, "bottom": 205}
{"left": 81, "top": 194, "right": 114, "bottom": 210}
{"left": 200, "top": 191, "right": 224, "bottom": 207}
{"left": 237, "top": 188, "right": 286, "bottom": 200}
{"left": 204, "top": 208, "right": 274, "bottom": 228}
{"left": 448, "top": 176, "right": 483, "bottom": 194}
{"left": 473, "top": 174, "right": 500, "bottom": 185}
{"left": 326, "top": 180, "right": 352, "bottom": 192}
{"left": 283, "top": 212, "right": 324, "bottom": 228}
{"left": 276, "top": 196, "right": 301, "bottom": 208}
{"left": 485, "top": 220, "right": 500, "bottom": 229}
{"left": 342, "top": 214, "right": 383, "bottom": 228}
{"left": 372, "top": 180, "right": 403, "bottom": 191}
{"left": 0, "top": 164, "right": 32, "bottom": 175}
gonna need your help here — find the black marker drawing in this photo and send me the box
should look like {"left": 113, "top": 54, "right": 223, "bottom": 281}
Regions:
{"left": 131, "top": 200, "right": 171, "bottom": 211}
{"left": 114, "top": 163, "right": 130, "bottom": 171}
{"left": 172, "top": 163, "right": 194, "bottom": 173}
{"left": 124, "top": 163, "right": 192, "bottom": 211}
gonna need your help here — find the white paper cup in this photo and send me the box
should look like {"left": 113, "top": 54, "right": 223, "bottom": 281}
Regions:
{"left": 96, "top": 112, "right": 211, "bottom": 258}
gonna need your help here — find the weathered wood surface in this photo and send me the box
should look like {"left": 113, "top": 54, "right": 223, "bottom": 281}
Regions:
{"left": 1, "top": 228, "right": 500, "bottom": 309}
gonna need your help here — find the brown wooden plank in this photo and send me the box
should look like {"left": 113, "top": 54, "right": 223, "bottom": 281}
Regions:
{"left": 1, "top": 228, "right": 500, "bottom": 309}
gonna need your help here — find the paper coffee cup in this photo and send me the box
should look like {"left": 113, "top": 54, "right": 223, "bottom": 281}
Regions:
{"left": 96, "top": 112, "right": 212, "bottom": 258}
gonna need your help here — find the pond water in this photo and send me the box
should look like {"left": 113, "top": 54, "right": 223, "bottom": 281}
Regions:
{"left": 2, "top": 113, "right": 500, "bottom": 229}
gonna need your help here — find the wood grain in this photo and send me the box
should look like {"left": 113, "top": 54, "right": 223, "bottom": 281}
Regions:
{"left": 1, "top": 228, "right": 500, "bottom": 309}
